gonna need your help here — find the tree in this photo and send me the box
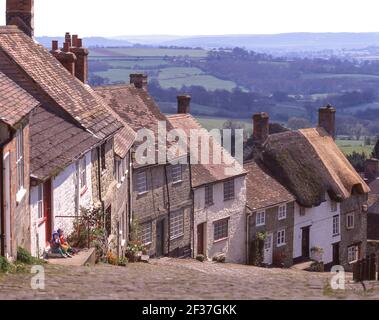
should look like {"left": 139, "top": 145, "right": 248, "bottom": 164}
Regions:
{"left": 287, "top": 117, "right": 311, "bottom": 130}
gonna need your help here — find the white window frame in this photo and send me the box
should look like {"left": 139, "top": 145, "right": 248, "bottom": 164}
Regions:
{"left": 16, "top": 127, "right": 24, "bottom": 193}
{"left": 171, "top": 164, "right": 183, "bottom": 184}
{"left": 348, "top": 245, "right": 359, "bottom": 264}
{"left": 332, "top": 215, "right": 340, "bottom": 236}
{"left": 277, "top": 229, "right": 286, "bottom": 247}
{"left": 136, "top": 171, "right": 147, "bottom": 194}
{"left": 256, "top": 211, "right": 266, "bottom": 226}
{"left": 139, "top": 222, "right": 152, "bottom": 245}
{"left": 37, "top": 184, "right": 43, "bottom": 220}
{"left": 170, "top": 210, "right": 184, "bottom": 240}
{"left": 223, "top": 179, "right": 235, "bottom": 201}
{"left": 214, "top": 218, "right": 229, "bottom": 242}
{"left": 346, "top": 213, "right": 355, "bottom": 230}
{"left": 79, "top": 156, "right": 87, "bottom": 190}
{"left": 278, "top": 205, "right": 287, "bottom": 220}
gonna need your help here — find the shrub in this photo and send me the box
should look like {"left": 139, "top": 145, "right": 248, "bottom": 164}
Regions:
{"left": 17, "top": 247, "right": 44, "bottom": 265}
{"left": 196, "top": 254, "right": 206, "bottom": 262}
{"left": 0, "top": 256, "right": 11, "bottom": 273}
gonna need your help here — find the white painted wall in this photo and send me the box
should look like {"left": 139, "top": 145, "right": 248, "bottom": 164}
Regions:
{"left": 193, "top": 175, "right": 246, "bottom": 263}
{"left": 30, "top": 152, "right": 93, "bottom": 256}
{"left": 53, "top": 151, "right": 93, "bottom": 235}
{"left": 293, "top": 194, "right": 341, "bottom": 264}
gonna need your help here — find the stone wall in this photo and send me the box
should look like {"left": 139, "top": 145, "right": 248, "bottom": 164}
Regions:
{"left": 249, "top": 201, "right": 295, "bottom": 267}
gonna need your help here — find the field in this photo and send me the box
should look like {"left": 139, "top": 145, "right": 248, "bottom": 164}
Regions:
{"left": 90, "top": 47, "right": 208, "bottom": 58}
{"left": 336, "top": 139, "right": 374, "bottom": 156}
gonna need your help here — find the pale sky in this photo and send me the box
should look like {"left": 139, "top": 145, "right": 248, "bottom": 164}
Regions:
{"left": 0, "top": 0, "right": 378, "bottom": 37}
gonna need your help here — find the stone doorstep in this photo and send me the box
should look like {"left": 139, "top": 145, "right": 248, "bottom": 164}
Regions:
{"left": 46, "top": 248, "right": 96, "bottom": 267}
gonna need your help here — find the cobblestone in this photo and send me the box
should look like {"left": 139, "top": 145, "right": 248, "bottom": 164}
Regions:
{"left": 0, "top": 258, "right": 378, "bottom": 300}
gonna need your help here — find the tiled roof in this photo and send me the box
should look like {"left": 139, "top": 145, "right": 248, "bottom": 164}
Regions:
{"left": 0, "top": 26, "right": 122, "bottom": 139}
{"left": 168, "top": 113, "right": 246, "bottom": 188}
{"left": 30, "top": 105, "right": 100, "bottom": 181}
{"left": 0, "top": 70, "right": 39, "bottom": 126}
{"left": 244, "top": 160, "right": 295, "bottom": 210}
{"left": 95, "top": 84, "right": 172, "bottom": 162}
{"left": 262, "top": 127, "right": 370, "bottom": 207}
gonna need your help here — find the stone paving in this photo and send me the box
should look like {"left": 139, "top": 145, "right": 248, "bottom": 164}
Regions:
{"left": 0, "top": 258, "right": 378, "bottom": 300}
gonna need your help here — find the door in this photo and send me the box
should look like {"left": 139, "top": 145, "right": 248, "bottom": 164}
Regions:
{"left": 3, "top": 153, "right": 11, "bottom": 259}
{"left": 43, "top": 179, "right": 52, "bottom": 245}
{"left": 263, "top": 233, "right": 273, "bottom": 265}
{"left": 156, "top": 219, "right": 164, "bottom": 257}
{"left": 332, "top": 242, "right": 340, "bottom": 266}
{"left": 197, "top": 223, "right": 205, "bottom": 255}
{"left": 302, "top": 226, "right": 310, "bottom": 259}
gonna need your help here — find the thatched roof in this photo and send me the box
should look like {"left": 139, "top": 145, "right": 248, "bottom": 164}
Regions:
{"left": 260, "top": 127, "right": 369, "bottom": 207}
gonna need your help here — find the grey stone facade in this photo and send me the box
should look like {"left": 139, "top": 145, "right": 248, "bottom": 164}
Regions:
{"left": 248, "top": 201, "right": 295, "bottom": 268}
{"left": 339, "top": 194, "right": 368, "bottom": 271}
{"left": 132, "top": 163, "right": 192, "bottom": 258}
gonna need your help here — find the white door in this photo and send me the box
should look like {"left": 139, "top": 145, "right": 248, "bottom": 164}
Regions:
{"left": 3, "top": 152, "right": 11, "bottom": 259}
{"left": 263, "top": 233, "right": 273, "bottom": 265}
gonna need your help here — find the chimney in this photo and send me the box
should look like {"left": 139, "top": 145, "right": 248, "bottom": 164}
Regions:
{"left": 318, "top": 104, "right": 336, "bottom": 139}
{"left": 130, "top": 73, "right": 148, "bottom": 90}
{"left": 6, "top": 0, "right": 34, "bottom": 37}
{"left": 253, "top": 112, "right": 269, "bottom": 143}
{"left": 50, "top": 39, "right": 76, "bottom": 76}
{"left": 364, "top": 158, "right": 379, "bottom": 181}
{"left": 70, "top": 36, "right": 89, "bottom": 83}
{"left": 177, "top": 95, "right": 191, "bottom": 114}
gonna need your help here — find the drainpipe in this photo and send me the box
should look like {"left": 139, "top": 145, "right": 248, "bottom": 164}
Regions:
{"left": 127, "top": 151, "right": 133, "bottom": 241}
{"left": 96, "top": 146, "right": 105, "bottom": 220}
{"left": 187, "top": 153, "right": 195, "bottom": 259}
{"left": 164, "top": 164, "right": 171, "bottom": 256}
{"left": 246, "top": 205, "right": 254, "bottom": 265}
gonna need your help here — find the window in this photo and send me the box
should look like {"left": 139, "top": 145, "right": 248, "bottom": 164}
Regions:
{"left": 171, "top": 164, "right": 182, "bottom": 183}
{"left": 115, "top": 159, "right": 122, "bottom": 184}
{"left": 136, "top": 171, "right": 147, "bottom": 194}
{"left": 256, "top": 211, "right": 265, "bottom": 226}
{"left": 214, "top": 218, "right": 229, "bottom": 241}
{"left": 223, "top": 179, "right": 235, "bottom": 201}
{"left": 331, "top": 201, "right": 337, "bottom": 212}
{"left": 100, "top": 143, "right": 106, "bottom": 171}
{"left": 333, "top": 215, "right": 340, "bottom": 236}
{"left": 278, "top": 205, "right": 287, "bottom": 220}
{"left": 79, "top": 156, "right": 87, "bottom": 189}
{"left": 205, "top": 185, "right": 213, "bottom": 206}
{"left": 299, "top": 206, "right": 306, "bottom": 216}
{"left": 37, "top": 184, "right": 43, "bottom": 220}
{"left": 348, "top": 245, "right": 359, "bottom": 263}
{"left": 170, "top": 210, "right": 184, "bottom": 240}
{"left": 139, "top": 222, "right": 152, "bottom": 245}
{"left": 16, "top": 127, "right": 24, "bottom": 192}
{"left": 277, "top": 229, "right": 286, "bottom": 247}
{"left": 347, "top": 213, "right": 355, "bottom": 230}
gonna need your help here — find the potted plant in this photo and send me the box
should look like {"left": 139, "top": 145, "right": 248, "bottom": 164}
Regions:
{"left": 310, "top": 246, "right": 324, "bottom": 262}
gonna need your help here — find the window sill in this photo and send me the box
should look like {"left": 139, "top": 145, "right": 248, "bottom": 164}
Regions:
{"left": 278, "top": 216, "right": 287, "bottom": 221}
{"left": 346, "top": 226, "right": 354, "bottom": 230}
{"left": 256, "top": 223, "right": 266, "bottom": 227}
{"left": 205, "top": 203, "right": 214, "bottom": 208}
{"left": 214, "top": 237, "right": 229, "bottom": 244}
{"left": 16, "top": 188, "right": 26, "bottom": 204}
{"left": 137, "top": 191, "right": 148, "bottom": 197}
{"left": 224, "top": 198, "right": 235, "bottom": 202}
{"left": 38, "top": 217, "right": 47, "bottom": 227}
{"left": 277, "top": 243, "right": 286, "bottom": 248}
{"left": 332, "top": 233, "right": 340, "bottom": 238}
{"left": 121, "top": 176, "right": 126, "bottom": 183}
{"left": 172, "top": 180, "right": 183, "bottom": 186}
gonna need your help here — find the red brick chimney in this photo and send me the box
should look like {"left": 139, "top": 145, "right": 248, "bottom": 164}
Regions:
{"left": 70, "top": 36, "right": 89, "bottom": 83}
{"left": 130, "top": 74, "right": 148, "bottom": 90}
{"left": 253, "top": 112, "right": 269, "bottom": 143}
{"left": 318, "top": 104, "right": 336, "bottom": 139}
{"left": 177, "top": 95, "right": 191, "bottom": 114}
{"left": 50, "top": 37, "right": 77, "bottom": 76}
{"left": 6, "top": 0, "right": 34, "bottom": 37}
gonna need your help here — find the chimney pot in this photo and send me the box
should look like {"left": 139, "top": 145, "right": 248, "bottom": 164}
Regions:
{"left": 130, "top": 74, "right": 148, "bottom": 89}
{"left": 177, "top": 95, "right": 191, "bottom": 114}
{"left": 63, "top": 41, "right": 70, "bottom": 53}
{"left": 72, "top": 35, "right": 79, "bottom": 47}
{"left": 253, "top": 112, "right": 269, "bottom": 143}
{"left": 52, "top": 40, "right": 58, "bottom": 51}
{"left": 318, "top": 104, "right": 336, "bottom": 139}
{"left": 6, "top": 0, "right": 34, "bottom": 37}
{"left": 65, "top": 32, "right": 72, "bottom": 46}
{"left": 77, "top": 38, "right": 83, "bottom": 48}
{"left": 365, "top": 158, "right": 379, "bottom": 181}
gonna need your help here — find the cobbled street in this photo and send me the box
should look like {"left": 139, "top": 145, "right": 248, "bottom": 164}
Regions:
{"left": 0, "top": 258, "right": 378, "bottom": 300}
